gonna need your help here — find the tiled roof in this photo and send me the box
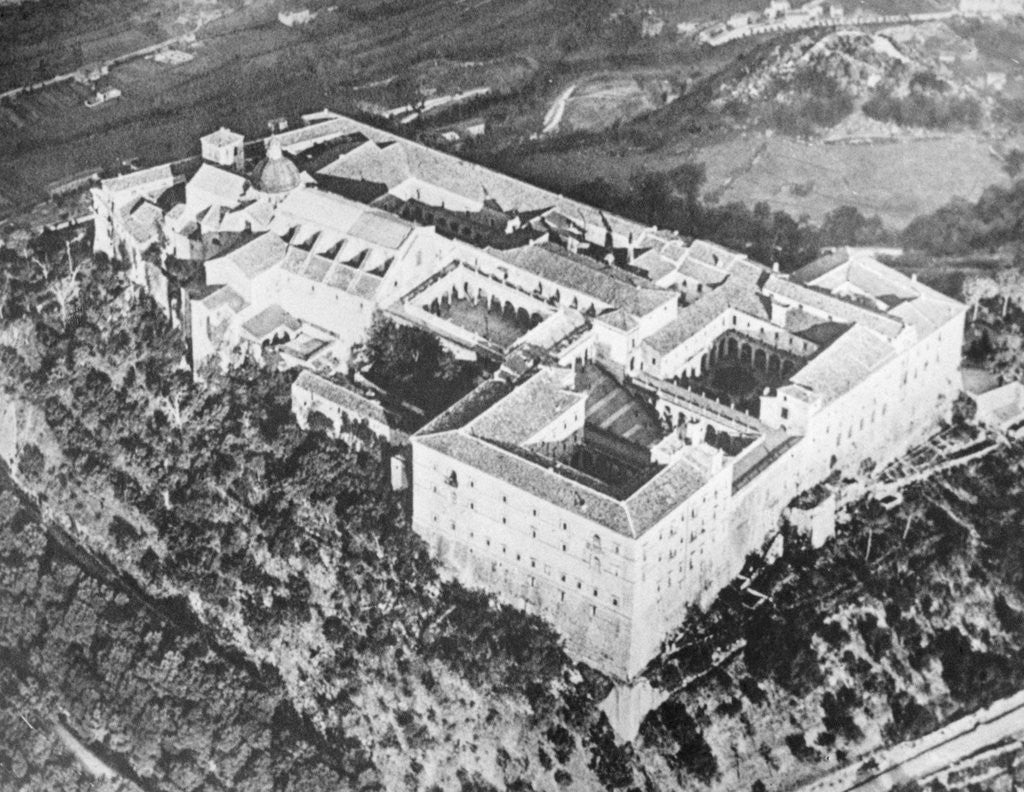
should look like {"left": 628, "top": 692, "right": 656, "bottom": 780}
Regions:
{"left": 416, "top": 430, "right": 635, "bottom": 535}
{"left": 123, "top": 199, "right": 163, "bottom": 244}
{"left": 318, "top": 131, "right": 657, "bottom": 243}
{"left": 189, "top": 163, "right": 248, "bottom": 205}
{"left": 645, "top": 280, "right": 770, "bottom": 355}
{"left": 790, "top": 324, "right": 894, "bottom": 402}
{"left": 888, "top": 295, "right": 963, "bottom": 337}
{"left": 272, "top": 187, "right": 365, "bottom": 235}
{"left": 241, "top": 304, "right": 301, "bottom": 339}
{"left": 348, "top": 208, "right": 412, "bottom": 249}
{"left": 764, "top": 274, "right": 904, "bottom": 339}
{"left": 199, "top": 284, "right": 246, "bottom": 312}
{"left": 625, "top": 453, "right": 707, "bottom": 532}
{"left": 294, "top": 369, "right": 391, "bottom": 425}
{"left": 219, "top": 233, "right": 290, "bottom": 278}
{"left": 416, "top": 379, "right": 513, "bottom": 435}
{"left": 512, "top": 308, "right": 587, "bottom": 352}
{"left": 201, "top": 127, "right": 244, "bottom": 147}
{"left": 100, "top": 163, "right": 177, "bottom": 194}
{"left": 468, "top": 368, "right": 585, "bottom": 445}
{"left": 488, "top": 243, "right": 676, "bottom": 319}
{"left": 594, "top": 309, "right": 638, "bottom": 332}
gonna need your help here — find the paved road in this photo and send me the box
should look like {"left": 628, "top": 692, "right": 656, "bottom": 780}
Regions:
{"left": 793, "top": 691, "right": 1024, "bottom": 792}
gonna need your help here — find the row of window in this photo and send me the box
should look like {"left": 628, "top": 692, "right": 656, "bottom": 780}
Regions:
{"left": 486, "top": 558, "right": 621, "bottom": 609}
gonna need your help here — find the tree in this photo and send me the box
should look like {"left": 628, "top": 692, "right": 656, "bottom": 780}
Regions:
{"left": 961, "top": 274, "right": 999, "bottom": 321}
{"left": 995, "top": 267, "right": 1024, "bottom": 318}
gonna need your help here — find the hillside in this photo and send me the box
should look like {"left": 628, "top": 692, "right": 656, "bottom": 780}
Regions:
{"left": 3, "top": 231, "right": 1024, "bottom": 789}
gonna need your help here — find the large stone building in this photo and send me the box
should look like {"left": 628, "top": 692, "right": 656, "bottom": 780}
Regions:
{"left": 92, "top": 111, "right": 966, "bottom": 681}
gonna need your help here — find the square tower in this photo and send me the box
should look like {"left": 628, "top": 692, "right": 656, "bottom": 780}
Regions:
{"left": 200, "top": 127, "right": 245, "bottom": 172}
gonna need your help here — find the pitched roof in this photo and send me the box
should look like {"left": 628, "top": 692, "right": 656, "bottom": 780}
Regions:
{"left": 468, "top": 368, "right": 585, "bottom": 445}
{"left": 189, "top": 163, "right": 248, "bottom": 205}
{"left": 416, "top": 430, "right": 635, "bottom": 535}
{"left": 241, "top": 304, "right": 301, "bottom": 339}
{"left": 764, "top": 274, "right": 904, "bottom": 339}
{"left": 201, "top": 127, "right": 244, "bottom": 147}
{"left": 123, "top": 199, "right": 163, "bottom": 244}
{"left": 294, "top": 369, "right": 391, "bottom": 425}
{"left": 272, "top": 187, "right": 365, "bottom": 235}
{"left": 199, "top": 284, "right": 246, "bottom": 312}
{"left": 488, "top": 243, "right": 676, "bottom": 319}
{"left": 218, "top": 233, "right": 290, "bottom": 278}
{"left": 789, "top": 324, "right": 894, "bottom": 402}
{"left": 645, "top": 280, "right": 770, "bottom": 355}
{"left": 348, "top": 208, "right": 412, "bottom": 249}
{"left": 318, "top": 132, "right": 656, "bottom": 243}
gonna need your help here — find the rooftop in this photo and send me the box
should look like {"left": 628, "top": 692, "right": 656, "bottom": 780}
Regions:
{"left": 294, "top": 369, "right": 392, "bottom": 426}
{"left": 789, "top": 324, "right": 895, "bottom": 402}
{"left": 216, "top": 232, "right": 290, "bottom": 279}
{"left": 469, "top": 367, "right": 585, "bottom": 445}
{"left": 488, "top": 243, "right": 677, "bottom": 319}
{"left": 241, "top": 304, "right": 301, "bottom": 340}
{"left": 189, "top": 163, "right": 248, "bottom": 206}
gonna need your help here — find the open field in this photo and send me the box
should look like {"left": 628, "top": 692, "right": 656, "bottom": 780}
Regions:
{"left": 700, "top": 133, "right": 1018, "bottom": 226}
{"left": 506, "top": 128, "right": 1020, "bottom": 229}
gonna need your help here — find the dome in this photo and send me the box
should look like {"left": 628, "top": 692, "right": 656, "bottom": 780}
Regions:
{"left": 252, "top": 137, "right": 302, "bottom": 194}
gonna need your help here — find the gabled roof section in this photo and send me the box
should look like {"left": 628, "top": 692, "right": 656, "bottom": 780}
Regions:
{"left": 199, "top": 284, "right": 246, "bottom": 312}
{"left": 645, "top": 280, "right": 771, "bottom": 355}
{"left": 294, "top": 369, "right": 391, "bottom": 425}
{"left": 216, "top": 232, "right": 290, "bottom": 278}
{"left": 789, "top": 324, "right": 895, "bottom": 402}
{"left": 189, "top": 163, "right": 248, "bottom": 206}
{"left": 272, "top": 187, "right": 365, "bottom": 235}
{"left": 764, "top": 274, "right": 904, "bottom": 339}
{"left": 123, "top": 199, "right": 163, "bottom": 244}
{"left": 348, "top": 208, "right": 413, "bottom": 250}
{"left": 416, "top": 430, "right": 635, "bottom": 536}
{"left": 489, "top": 243, "right": 676, "bottom": 319}
{"left": 468, "top": 368, "right": 584, "bottom": 445}
{"left": 241, "top": 304, "right": 301, "bottom": 340}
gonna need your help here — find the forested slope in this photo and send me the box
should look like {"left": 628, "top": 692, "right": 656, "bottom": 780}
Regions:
{"left": 3, "top": 237, "right": 1024, "bottom": 792}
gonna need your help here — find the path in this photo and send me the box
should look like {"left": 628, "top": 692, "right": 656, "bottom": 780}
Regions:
{"left": 791, "top": 690, "right": 1024, "bottom": 792}
{"left": 542, "top": 83, "right": 576, "bottom": 135}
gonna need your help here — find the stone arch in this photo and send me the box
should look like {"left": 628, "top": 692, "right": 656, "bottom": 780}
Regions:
{"left": 477, "top": 287, "right": 488, "bottom": 307}
{"left": 452, "top": 285, "right": 459, "bottom": 302}
{"left": 740, "top": 343, "right": 752, "bottom": 363}
{"left": 517, "top": 306, "right": 530, "bottom": 326}
{"left": 503, "top": 300, "right": 515, "bottom": 318}
{"left": 700, "top": 353, "right": 709, "bottom": 374}
{"left": 727, "top": 337, "right": 739, "bottom": 357}
{"left": 430, "top": 298, "right": 440, "bottom": 315}
{"left": 531, "top": 312, "right": 542, "bottom": 327}
{"left": 754, "top": 348, "right": 767, "bottom": 369}
{"left": 782, "top": 359, "right": 794, "bottom": 377}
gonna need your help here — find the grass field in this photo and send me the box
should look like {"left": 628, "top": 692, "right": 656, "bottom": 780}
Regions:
{"left": 506, "top": 127, "right": 1019, "bottom": 229}
{"left": 700, "top": 133, "right": 1016, "bottom": 226}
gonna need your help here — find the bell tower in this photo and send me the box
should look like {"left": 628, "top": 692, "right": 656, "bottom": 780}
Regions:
{"left": 200, "top": 127, "right": 245, "bottom": 172}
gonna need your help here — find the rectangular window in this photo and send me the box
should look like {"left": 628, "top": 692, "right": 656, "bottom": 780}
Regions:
{"left": 781, "top": 407, "right": 789, "bottom": 419}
